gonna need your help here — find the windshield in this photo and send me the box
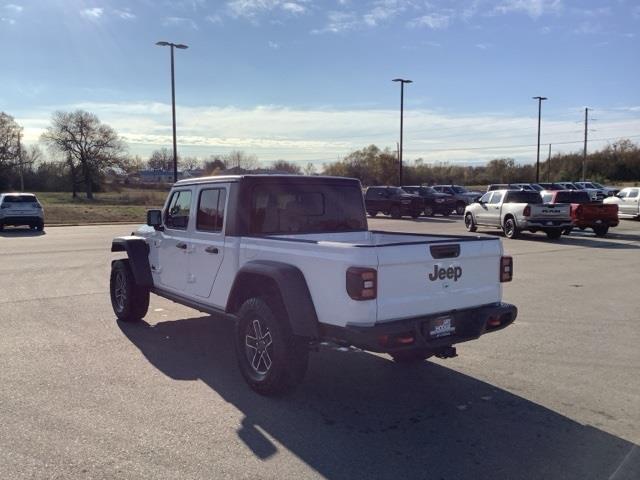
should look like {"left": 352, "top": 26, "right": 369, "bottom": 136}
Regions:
{"left": 529, "top": 184, "right": 543, "bottom": 192}
{"left": 250, "top": 183, "right": 367, "bottom": 235}
{"left": 554, "top": 191, "right": 591, "bottom": 203}
{"left": 591, "top": 182, "right": 604, "bottom": 188}
{"left": 2, "top": 195, "right": 37, "bottom": 203}
{"left": 582, "top": 182, "right": 596, "bottom": 188}
{"left": 452, "top": 186, "right": 467, "bottom": 193}
{"left": 387, "top": 187, "right": 406, "bottom": 196}
{"left": 505, "top": 191, "right": 542, "bottom": 204}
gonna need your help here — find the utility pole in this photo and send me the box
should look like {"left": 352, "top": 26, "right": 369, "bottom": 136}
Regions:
{"left": 396, "top": 142, "right": 400, "bottom": 185}
{"left": 392, "top": 78, "right": 412, "bottom": 186}
{"left": 156, "top": 41, "right": 189, "bottom": 183}
{"left": 532, "top": 96, "right": 547, "bottom": 183}
{"left": 582, "top": 107, "right": 589, "bottom": 181}
{"left": 17, "top": 130, "right": 24, "bottom": 192}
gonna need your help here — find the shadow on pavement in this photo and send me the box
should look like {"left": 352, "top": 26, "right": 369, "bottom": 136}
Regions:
{"left": 483, "top": 230, "right": 640, "bottom": 249}
{"left": 119, "top": 317, "right": 639, "bottom": 480}
{"left": 0, "top": 227, "right": 46, "bottom": 237}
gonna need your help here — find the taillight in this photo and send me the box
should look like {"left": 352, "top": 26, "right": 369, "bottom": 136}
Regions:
{"left": 500, "top": 256, "right": 513, "bottom": 282}
{"left": 523, "top": 206, "right": 531, "bottom": 216}
{"left": 346, "top": 267, "right": 377, "bottom": 300}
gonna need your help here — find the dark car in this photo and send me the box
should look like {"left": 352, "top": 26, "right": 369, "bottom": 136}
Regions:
{"left": 401, "top": 185, "right": 455, "bottom": 216}
{"left": 432, "top": 185, "right": 483, "bottom": 215}
{"left": 364, "top": 186, "right": 424, "bottom": 219}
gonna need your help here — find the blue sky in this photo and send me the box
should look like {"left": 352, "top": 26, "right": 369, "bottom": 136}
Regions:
{"left": 1, "top": 0, "right": 639, "bottom": 167}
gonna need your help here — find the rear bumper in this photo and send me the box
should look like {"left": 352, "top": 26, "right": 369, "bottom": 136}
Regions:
{"left": 520, "top": 218, "right": 572, "bottom": 230}
{"left": 574, "top": 218, "right": 619, "bottom": 228}
{"left": 319, "top": 302, "right": 517, "bottom": 353}
{"left": 0, "top": 215, "right": 44, "bottom": 226}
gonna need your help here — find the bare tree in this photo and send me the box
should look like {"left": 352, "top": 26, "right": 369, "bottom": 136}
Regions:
{"left": 226, "top": 150, "right": 259, "bottom": 170}
{"left": 0, "top": 112, "right": 21, "bottom": 172}
{"left": 147, "top": 147, "right": 174, "bottom": 171}
{"left": 271, "top": 160, "right": 301, "bottom": 174}
{"left": 42, "top": 110, "right": 126, "bottom": 199}
{"left": 203, "top": 155, "right": 227, "bottom": 175}
{"left": 182, "top": 156, "right": 202, "bottom": 171}
{"left": 303, "top": 162, "right": 316, "bottom": 176}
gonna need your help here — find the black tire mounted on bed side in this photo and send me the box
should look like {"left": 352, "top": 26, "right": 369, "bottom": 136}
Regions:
{"left": 110, "top": 259, "right": 150, "bottom": 322}
{"left": 235, "top": 296, "right": 309, "bottom": 396}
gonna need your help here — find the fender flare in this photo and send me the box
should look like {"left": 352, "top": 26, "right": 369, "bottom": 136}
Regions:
{"left": 111, "top": 236, "right": 153, "bottom": 288}
{"left": 226, "top": 260, "right": 319, "bottom": 338}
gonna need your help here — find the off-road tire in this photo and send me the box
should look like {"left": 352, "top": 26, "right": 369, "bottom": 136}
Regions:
{"left": 593, "top": 225, "right": 609, "bottom": 237}
{"left": 235, "top": 296, "right": 309, "bottom": 396}
{"left": 464, "top": 213, "right": 477, "bottom": 232}
{"left": 390, "top": 205, "right": 401, "bottom": 219}
{"left": 391, "top": 349, "right": 433, "bottom": 364}
{"left": 503, "top": 217, "right": 520, "bottom": 239}
{"left": 546, "top": 229, "right": 562, "bottom": 240}
{"left": 110, "top": 259, "right": 150, "bottom": 322}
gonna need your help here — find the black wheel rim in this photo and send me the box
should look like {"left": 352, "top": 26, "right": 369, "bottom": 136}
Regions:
{"left": 114, "top": 271, "right": 126, "bottom": 311}
{"left": 245, "top": 318, "right": 274, "bottom": 375}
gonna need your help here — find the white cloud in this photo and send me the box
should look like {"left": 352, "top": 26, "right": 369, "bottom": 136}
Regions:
{"left": 206, "top": 13, "right": 223, "bottom": 24}
{"left": 312, "top": 10, "right": 359, "bottom": 33}
{"left": 494, "top": 0, "right": 562, "bottom": 19}
{"left": 16, "top": 102, "right": 640, "bottom": 165}
{"left": 0, "top": 16, "right": 15, "bottom": 24}
{"left": 573, "top": 21, "right": 600, "bottom": 35}
{"left": 114, "top": 9, "right": 136, "bottom": 20}
{"left": 268, "top": 40, "right": 280, "bottom": 48}
{"left": 3, "top": 3, "right": 22, "bottom": 13}
{"left": 408, "top": 13, "right": 451, "bottom": 29}
{"left": 281, "top": 2, "right": 305, "bottom": 14}
{"left": 227, "top": 0, "right": 307, "bottom": 20}
{"left": 162, "top": 16, "right": 198, "bottom": 29}
{"left": 80, "top": 7, "right": 104, "bottom": 20}
{"left": 475, "top": 42, "right": 491, "bottom": 49}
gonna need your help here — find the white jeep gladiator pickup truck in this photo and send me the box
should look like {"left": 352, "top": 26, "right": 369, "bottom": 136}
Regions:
{"left": 464, "top": 189, "right": 572, "bottom": 239}
{"left": 110, "top": 175, "right": 517, "bottom": 395}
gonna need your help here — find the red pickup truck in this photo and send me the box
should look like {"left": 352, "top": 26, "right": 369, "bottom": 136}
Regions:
{"left": 542, "top": 190, "right": 618, "bottom": 237}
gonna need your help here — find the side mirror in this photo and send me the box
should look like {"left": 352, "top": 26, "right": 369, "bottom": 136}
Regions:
{"left": 147, "top": 209, "right": 163, "bottom": 230}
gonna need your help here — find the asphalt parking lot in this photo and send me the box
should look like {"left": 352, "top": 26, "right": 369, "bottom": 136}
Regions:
{"left": 1, "top": 218, "right": 639, "bottom": 480}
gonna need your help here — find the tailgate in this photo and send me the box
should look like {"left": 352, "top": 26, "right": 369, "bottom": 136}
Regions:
{"left": 531, "top": 203, "right": 570, "bottom": 219}
{"left": 376, "top": 239, "right": 503, "bottom": 322}
{"left": 582, "top": 203, "right": 618, "bottom": 221}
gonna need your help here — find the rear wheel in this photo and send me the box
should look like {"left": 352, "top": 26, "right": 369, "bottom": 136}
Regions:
{"left": 411, "top": 210, "right": 421, "bottom": 219}
{"left": 235, "top": 297, "right": 309, "bottom": 396}
{"left": 367, "top": 210, "right": 378, "bottom": 217}
{"left": 0, "top": 222, "right": 4, "bottom": 232}
{"left": 593, "top": 225, "right": 609, "bottom": 237}
{"left": 455, "top": 202, "right": 466, "bottom": 215}
{"left": 464, "top": 213, "right": 477, "bottom": 232}
{"left": 424, "top": 205, "right": 434, "bottom": 217}
{"left": 563, "top": 227, "right": 573, "bottom": 235}
{"left": 442, "top": 210, "right": 450, "bottom": 217}
{"left": 546, "top": 229, "right": 562, "bottom": 240}
{"left": 390, "top": 205, "right": 401, "bottom": 219}
{"left": 391, "top": 349, "right": 433, "bottom": 364}
{"left": 110, "top": 260, "right": 149, "bottom": 322}
{"left": 503, "top": 217, "right": 520, "bottom": 239}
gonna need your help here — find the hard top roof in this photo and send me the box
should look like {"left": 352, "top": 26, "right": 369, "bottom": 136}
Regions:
{"left": 173, "top": 174, "right": 360, "bottom": 187}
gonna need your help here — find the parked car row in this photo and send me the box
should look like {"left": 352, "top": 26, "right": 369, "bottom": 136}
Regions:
{"left": 364, "top": 185, "right": 482, "bottom": 218}
{"left": 488, "top": 181, "right": 618, "bottom": 200}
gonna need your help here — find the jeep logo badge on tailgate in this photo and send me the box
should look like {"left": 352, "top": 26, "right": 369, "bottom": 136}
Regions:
{"left": 429, "top": 265, "right": 462, "bottom": 282}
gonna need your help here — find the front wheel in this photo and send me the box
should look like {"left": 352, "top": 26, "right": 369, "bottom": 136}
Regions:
{"left": 110, "top": 259, "right": 149, "bottom": 322}
{"left": 424, "top": 205, "right": 434, "bottom": 217}
{"left": 503, "top": 217, "right": 520, "bottom": 239}
{"left": 563, "top": 227, "right": 573, "bottom": 235}
{"left": 464, "top": 213, "right": 477, "bottom": 232}
{"left": 235, "top": 297, "right": 309, "bottom": 396}
{"left": 455, "top": 203, "right": 466, "bottom": 215}
{"left": 411, "top": 210, "right": 421, "bottom": 219}
{"left": 367, "top": 210, "right": 378, "bottom": 217}
{"left": 593, "top": 225, "right": 609, "bottom": 237}
{"left": 390, "top": 205, "right": 401, "bottom": 219}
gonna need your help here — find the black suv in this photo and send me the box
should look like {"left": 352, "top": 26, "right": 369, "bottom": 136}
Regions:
{"left": 401, "top": 185, "right": 455, "bottom": 216}
{"left": 364, "top": 186, "right": 424, "bottom": 219}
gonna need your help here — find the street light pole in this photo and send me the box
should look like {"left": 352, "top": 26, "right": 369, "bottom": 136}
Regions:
{"left": 532, "top": 96, "right": 547, "bottom": 183}
{"left": 156, "top": 41, "right": 189, "bottom": 183}
{"left": 393, "top": 78, "right": 412, "bottom": 186}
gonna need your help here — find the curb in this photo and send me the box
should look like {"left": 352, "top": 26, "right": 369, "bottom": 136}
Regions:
{"left": 45, "top": 222, "right": 142, "bottom": 227}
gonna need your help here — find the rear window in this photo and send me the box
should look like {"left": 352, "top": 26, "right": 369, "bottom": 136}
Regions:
{"left": 505, "top": 191, "right": 542, "bottom": 204}
{"left": 554, "top": 191, "right": 591, "bottom": 203}
{"left": 2, "top": 195, "right": 37, "bottom": 203}
{"left": 250, "top": 183, "right": 367, "bottom": 234}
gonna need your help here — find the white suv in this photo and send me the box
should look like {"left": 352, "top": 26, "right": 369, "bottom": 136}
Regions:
{"left": 0, "top": 193, "right": 45, "bottom": 231}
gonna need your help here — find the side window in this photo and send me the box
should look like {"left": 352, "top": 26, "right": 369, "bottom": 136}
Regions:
{"left": 628, "top": 189, "right": 639, "bottom": 199}
{"left": 489, "top": 192, "right": 503, "bottom": 204}
{"left": 197, "top": 188, "right": 227, "bottom": 232}
{"left": 479, "top": 192, "right": 492, "bottom": 203}
{"left": 617, "top": 190, "right": 628, "bottom": 198}
{"left": 165, "top": 190, "right": 193, "bottom": 230}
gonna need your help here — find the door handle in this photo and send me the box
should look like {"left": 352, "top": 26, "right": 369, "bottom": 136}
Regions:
{"left": 205, "top": 246, "right": 219, "bottom": 254}
{"left": 176, "top": 242, "right": 187, "bottom": 250}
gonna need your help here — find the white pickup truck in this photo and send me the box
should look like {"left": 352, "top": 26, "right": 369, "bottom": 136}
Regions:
{"left": 110, "top": 175, "right": 517, "bottom": 395}
{"left": 464, "top": 189, "right": 572, "bottom": 239}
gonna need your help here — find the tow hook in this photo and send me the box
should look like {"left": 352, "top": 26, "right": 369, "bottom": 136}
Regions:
{"left": 435, "top": 346, "right": 457, "bottom": 359}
